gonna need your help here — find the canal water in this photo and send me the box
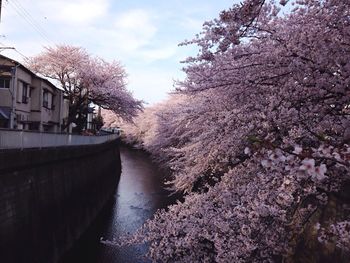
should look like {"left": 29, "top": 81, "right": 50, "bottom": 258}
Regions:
{"left": 60, "top": 145, "right": 176, "bottom": 263}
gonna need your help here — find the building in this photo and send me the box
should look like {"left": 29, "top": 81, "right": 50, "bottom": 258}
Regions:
{"left": 0, "top": 54, "right": 68, "bottom": 132}
{"left": 86, "top": 105, "right": 103, "bottom": 131}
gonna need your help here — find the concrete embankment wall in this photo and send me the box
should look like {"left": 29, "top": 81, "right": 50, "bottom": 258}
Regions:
{"left": 0, "top": 139, "right": 121, "bottom": 263}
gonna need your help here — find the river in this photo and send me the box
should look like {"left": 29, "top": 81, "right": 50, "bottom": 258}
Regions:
{"left": 60, "top": 145, "right": 176, "bottom": 263}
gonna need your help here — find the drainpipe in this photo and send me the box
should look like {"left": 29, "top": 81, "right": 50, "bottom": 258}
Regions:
{"left": 10, "top": 64, "right": 19, "bottom": 129}
{"left": 58, "top": 90, "right": 62, "bottom": 132}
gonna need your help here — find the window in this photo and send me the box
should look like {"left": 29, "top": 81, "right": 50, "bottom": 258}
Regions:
{"left": 0, "top": 77, "right": 10, "bottom": 89}
{"left": 43, "top": 90, "right": 49, "bottom": 108}
{"left": 17, "top": 81, "right": 29, "bottom": 103}
{"left": 43, "top": 90, "right": 53, "bottom": 109}
{"left": 43, "top": 90, "right": 54, "bottom": 109}
{"left": 22, "top": 82, "right": 29, "bottom": 103}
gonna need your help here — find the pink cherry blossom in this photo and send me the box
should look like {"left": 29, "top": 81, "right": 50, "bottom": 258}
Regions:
{"left": 27, "top": 45, "right": 142, "bottom": 131}
{"left": 112, "top": 0, "right": 350, "bottom": 261}
{"left": 299, "top": 158, "right": 316, "bottom": 174}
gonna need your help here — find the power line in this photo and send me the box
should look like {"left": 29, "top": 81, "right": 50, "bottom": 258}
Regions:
{"left": 6, "top": 0, "right": 51, "bottom": 43}
{"left": 0, "top": 0, "right": 54, "bottom": 63}
{"left": 5, "top": 0, "right": 53, "bottom": 45}
{"left": 11, "top": 0, "right": 51, "bottom": 40}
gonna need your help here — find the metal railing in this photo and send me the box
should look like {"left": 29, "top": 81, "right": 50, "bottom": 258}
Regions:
{"left": 0, "top": 129, "right": 119, "bottom": 149}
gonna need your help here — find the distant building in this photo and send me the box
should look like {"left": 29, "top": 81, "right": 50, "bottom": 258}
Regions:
{"left": 0, "top": 54, "right": 69, "bottom": 132}
{"left": 86, "top": 105, "right": 103, "bottom": 131}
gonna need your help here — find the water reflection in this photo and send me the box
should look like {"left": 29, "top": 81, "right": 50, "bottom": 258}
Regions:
{"left": 60, "top": 145, "right": 175, "bottom": 263}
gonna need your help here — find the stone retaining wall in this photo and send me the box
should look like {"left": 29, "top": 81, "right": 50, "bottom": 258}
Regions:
{"left": 0, "top": 139, "right": 121, "bottom": 263}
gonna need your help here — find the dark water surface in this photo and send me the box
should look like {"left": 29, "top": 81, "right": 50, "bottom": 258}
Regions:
{"left": 60, "top": 145, "right": 175, "bottom": 263}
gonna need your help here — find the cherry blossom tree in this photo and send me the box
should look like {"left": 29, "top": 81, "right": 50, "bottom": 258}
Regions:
{"left": 28, "top": 45, "right": 142, "bottom": 133}
{"left": 101, "top": 109, "right": 123, "bottom": 128}
{"left": 114, "top": 0, "right": 350, "bottom": 262}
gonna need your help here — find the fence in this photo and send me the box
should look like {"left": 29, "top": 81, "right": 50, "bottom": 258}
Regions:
{"left": 0, "top": 129, "right": 119, "bottom": 149}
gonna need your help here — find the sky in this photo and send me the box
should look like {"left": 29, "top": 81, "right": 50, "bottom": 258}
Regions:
{"left": 0, "top": 0, "right": 236, "bottom": 105}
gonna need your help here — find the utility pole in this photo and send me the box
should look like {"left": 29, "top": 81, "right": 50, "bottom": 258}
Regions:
{"left": 0, "top": 0, "right": 2, "bottom": 22}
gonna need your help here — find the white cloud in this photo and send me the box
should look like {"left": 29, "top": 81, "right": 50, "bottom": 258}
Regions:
{"left": 59, "top": 0, "right": 109, "bottom": 24}
{"left": 180, "top": 17, "right": 204, "bottom": 32}
{"left": 0, "top": 0, "right": 236, "bottom": 104}
{"left": 20, "top": 0, "right": 110, "bottom": 25}
{"left": 115, "top": 9, "right": 153, "bottom": 29}
{"left": 113, "top": 9, "right": 157, "bottom": 52}
{"left": 139, "top": 45, "right": 178, "bottom": 63}
{"left": 127, "top": 67, "right": 183, "bottom": 104}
